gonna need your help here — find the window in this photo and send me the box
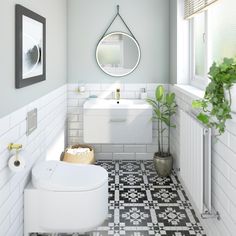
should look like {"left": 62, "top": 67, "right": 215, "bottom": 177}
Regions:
{"left": 188, "top": 0, "right": 236, "bottom": 89}
{"left": 208, "top": 0, "right": 236, "bottom": 65}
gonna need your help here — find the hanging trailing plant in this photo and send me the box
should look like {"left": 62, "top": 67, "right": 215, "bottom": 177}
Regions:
{"left": 192, "top": 57, "right": 236, "bottom": 135}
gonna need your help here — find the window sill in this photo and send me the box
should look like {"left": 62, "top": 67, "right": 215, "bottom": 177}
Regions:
{"left": 173, "top": 84, "right": 205, "bottom": 99}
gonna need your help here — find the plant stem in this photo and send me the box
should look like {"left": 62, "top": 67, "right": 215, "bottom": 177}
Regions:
{"left": 157, "top": 103, "right": 161, "bottom": 154}
{"left": 160, "top": 117, "right": 163, "bottom": 155}
{"left": 168, "top": 110, "right": 170, "bottom": 155}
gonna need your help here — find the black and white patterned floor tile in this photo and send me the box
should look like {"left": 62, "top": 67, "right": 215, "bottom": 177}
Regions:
{"left": 35, "top": 160, "right": 205, "bottom": 236}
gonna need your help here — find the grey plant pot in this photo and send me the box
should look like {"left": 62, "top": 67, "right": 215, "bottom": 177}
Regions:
{"left": 153, "top": 152, "right": 173, "bottom": 177}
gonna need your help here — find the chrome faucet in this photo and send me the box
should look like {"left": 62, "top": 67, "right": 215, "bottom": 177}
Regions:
{"left": 115, "top": 88, "right": 120, "bottom": 103}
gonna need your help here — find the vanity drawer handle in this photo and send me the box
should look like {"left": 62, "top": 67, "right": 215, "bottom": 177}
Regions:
{"left": 110, "top": 119, "right": 126, "bottom": 122}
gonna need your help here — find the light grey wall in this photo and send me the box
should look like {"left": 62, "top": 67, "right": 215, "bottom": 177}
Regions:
{"left": 170, "top": 0, "right": 178, "bottom": 84}
{"left": 0, "top": 0, "right": 67, "bottom": 118}
{"left": 67, "top": 0, "right": 170, "bottom": 84}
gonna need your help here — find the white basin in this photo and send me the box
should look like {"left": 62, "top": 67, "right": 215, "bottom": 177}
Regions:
{"left": 83, "top": 98, "right": 151, "bottom": 110}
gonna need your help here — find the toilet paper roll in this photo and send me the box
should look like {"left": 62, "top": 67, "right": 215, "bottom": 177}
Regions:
{"left": 8, "top": 155, "right": 26, "bottom": 172}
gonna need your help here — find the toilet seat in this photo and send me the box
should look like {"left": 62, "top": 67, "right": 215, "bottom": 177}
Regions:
{"left": 32, "top": 161, "right": 108, "bottom": 192}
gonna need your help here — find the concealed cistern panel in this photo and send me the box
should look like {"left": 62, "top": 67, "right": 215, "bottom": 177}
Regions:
{"left": 27, "top": 108, "right": 37, "bottom": 136}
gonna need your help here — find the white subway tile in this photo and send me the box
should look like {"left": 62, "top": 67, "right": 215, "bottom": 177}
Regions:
{"left": 212, "top": 193, "right": 236, "bottom": 235}
{"left": 136, "top": 153, "right": 153, "bottom": 160}
{"left": 19, "top": 121, "right": 26, "bottom": 137}
{"left": 78, "top": 115, "right": 83, "bottom": 122}
{"left": 69, "top": 122, "right": 80, "bottom": 130}
{"left": 124, "top": 83, "right": 147, "bottom": 91}
{"left": 230, "top": 168, "right": 236, "bottom": 189}
{"left": 113, "top": 153, "right": 135, "bottom": 160}
{"left": 101, "top": 83, "right": 125, "bottom": 91}
{"left": 212, "top": 178, "right": 230, "bottom": 214}
{"left": 68, "top": 99, "right": 78, "bottom": 107}
{"left": 0, "top": 85, "right": 67, "bottom": 234}
{"left": 171, "top": 86, "right": 236, "bottom": 236}
{"left": 0, "top": 126, "right": 20, "bottom": 154}
{"left": 0, "top": 187, "right": 19, "bottom": 224}
{"left": 102, "top": 145, "right": 124, "bottom": 153}
{"left": 10, "top": 197, "right": 23, "bottom": 224}
{"left": 68, "top": 114, "right": 79, "bottom": 122}
{"left": 0, "top": 216, "right": 10, "bottom": 236}
{"left": 0, "top": 184, "right": 10, "bottom": 207}
{"left": 85, "top": 84, "right": 101, "bottom": 91}
{"left": 67, "top": 83, "right": 78, "bottom": 91}
{"left": 0, "top": 167, "right": 13, "bottom": 189}
{"left": 68, "top": 130, "right": 79, "bottom": 137}
{"left": 227, "top": 119, "right": 236, "bottom": 136}
{"left": 0, "top": 116, "right": 10, "bottom": 137}
{"left": 68, "top": 137, "right": 83, "bottom": 145}
{"left": 92, "top": 145, "right": 102, "bottom": 153}
{"left": 9, "top": 107, "right": 27, "bottom": 128}
{"left": 212, "top": 163, "right": 236, "bottom": 208}
{"left": 5, "top": 218, "right": 20, "bottom": 236}
{"left": 67, "top": 107, "right": 80, "bottom": 114}
{"left": 147, "top": 145, "right": 158, "bottom": 153}
{"left": 230, "top": 201, "right": 236, "bottom": 224}
{"left": 124, "top": 145, "right": 146, "bottom": 153}
{"left": 95, "top": 153, "right": 112, "bottom": 160}
{"left": 212, "top": 151, "right": 230, "bottom": 180}
{"left": 229, "top": 132, "right": 236, "bottom": 154}
{"left": 0, "top": 151, "right": 9, "bottom": 171}
{"left": 15, "top": 225, "right": 23, "bottom": 236}
{"left": 214, "top": 140, "right": 236, "bottom": 172}
{"left": 78, "top": 99, "right": 86, "bottom": 107}
{"left": 120, "top": 91, "right": 137, "bottom": 99}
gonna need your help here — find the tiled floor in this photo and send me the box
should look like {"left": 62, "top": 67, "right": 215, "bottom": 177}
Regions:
{"left": 35, "top": 160, "right": 206, "bottom": 236}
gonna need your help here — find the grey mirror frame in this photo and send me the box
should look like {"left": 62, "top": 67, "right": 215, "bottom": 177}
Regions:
{"left": 96, "top": 32, "right": 141, "bottom": 77}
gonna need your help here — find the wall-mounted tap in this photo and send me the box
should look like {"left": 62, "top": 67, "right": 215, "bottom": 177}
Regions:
{"left": 115, "top": 88, "right": 120, "bottom": 103}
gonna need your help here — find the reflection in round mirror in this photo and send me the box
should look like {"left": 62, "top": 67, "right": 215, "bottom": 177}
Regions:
{"left": 96, "top": 32, "right": 141, "bottom": 77}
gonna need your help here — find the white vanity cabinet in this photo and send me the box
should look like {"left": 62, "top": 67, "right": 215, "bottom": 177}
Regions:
{"left": 83, "top": 99, "right": 152, "bottom": 144}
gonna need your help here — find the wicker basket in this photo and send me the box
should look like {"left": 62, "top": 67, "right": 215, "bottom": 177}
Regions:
{"left": 61, "top": 144, "right": 95, "bottom": 164}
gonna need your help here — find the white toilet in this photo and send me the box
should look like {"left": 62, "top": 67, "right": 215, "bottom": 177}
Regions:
{"left": 24, "top": 161, "right": 108, "bottom": 236}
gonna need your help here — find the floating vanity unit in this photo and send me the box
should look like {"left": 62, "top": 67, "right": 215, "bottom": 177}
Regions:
{"left": 83, "top": 99, "right": 152, "bottom": 143}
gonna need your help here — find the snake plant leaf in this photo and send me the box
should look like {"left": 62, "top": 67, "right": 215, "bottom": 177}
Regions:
{"left": 146, "top": 98, "right": 158, "bottom": 108}
{"left": 166, "top": 93, "right": 175, "bottom": 106}
{"left": 155, "top": 85, "right": 164, "bottom": 102}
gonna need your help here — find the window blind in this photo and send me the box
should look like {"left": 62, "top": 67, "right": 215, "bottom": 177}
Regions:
{"left": 184, "top": 0, "right": 219, "bottom": 19}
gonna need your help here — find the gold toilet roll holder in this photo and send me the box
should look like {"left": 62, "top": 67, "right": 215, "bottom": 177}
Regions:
{"left": 8, "top": 143, "right": 22, "bottom": 151}
{"left": 8, "top": 143, "right": 23, "bottom": 167}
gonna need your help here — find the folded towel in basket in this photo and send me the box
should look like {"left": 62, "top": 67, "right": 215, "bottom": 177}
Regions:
{"left": 67, "top": 148, "right": 90, "bottom": 155}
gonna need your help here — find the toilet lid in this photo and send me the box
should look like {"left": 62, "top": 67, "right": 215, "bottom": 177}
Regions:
{"left": 32, "top": 161, "right": 108, "bottom": 192}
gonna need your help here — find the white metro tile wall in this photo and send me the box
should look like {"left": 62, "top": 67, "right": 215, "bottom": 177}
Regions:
{"left": 170, "top": 85, "right": 236, "bottom": 236}
{"left": 67, "top": 83, "right": 169, "bottom": 160}
{"left": 0, "top": 85, "right": 67, "bottom": 236}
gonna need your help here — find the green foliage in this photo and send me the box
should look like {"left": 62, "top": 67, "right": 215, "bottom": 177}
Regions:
{"left": 192, "top": 57, "right": 236, "bottom": 135}
{"left": 146, "top": 85, "right": 177, "bottom": 157}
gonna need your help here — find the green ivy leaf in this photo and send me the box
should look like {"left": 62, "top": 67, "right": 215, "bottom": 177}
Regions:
{"left": 192, "top": 100, "right": 202, "bottom": 108}
{"left": 197, "top": 113, "right": 210, "bottom": 125}
{"left": 192, "top": 56, "right": 236, "bottom": 136}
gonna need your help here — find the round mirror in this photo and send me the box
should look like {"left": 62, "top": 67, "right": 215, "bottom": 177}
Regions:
{"left": 96, "top": 32, "right": 141, "bottom": 77}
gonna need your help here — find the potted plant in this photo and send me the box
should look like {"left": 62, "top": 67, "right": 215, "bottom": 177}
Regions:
{"left": 192, "top": 57, "right": 236, "bottom": 135}
{"left": 147, "top": 85, "right": 177, "bottom": 177}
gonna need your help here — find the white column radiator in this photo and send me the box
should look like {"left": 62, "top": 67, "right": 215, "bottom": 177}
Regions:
{"left": 180, "top": 110, "right": 217, "bottom": 218}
